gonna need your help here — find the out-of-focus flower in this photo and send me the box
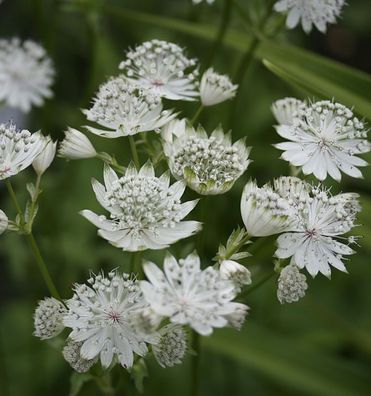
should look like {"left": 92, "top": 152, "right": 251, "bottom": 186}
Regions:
{"left": 164, "top": 124, "right": 250, "bottom": 195}
{"left": 200, "top": 68, "right": 237, "bottom": 107}
{"left": 33, "top": 297, "right": 66, "bottom": 340}
{"left": 0, "top": 209, "right": 8, "bottom": 234}
{"left": 119, "top": 40, "right": 199, "bottom": 101}
{"left": 271, "top": 97, "right": 306, "bottom": 125}
{"left": 140, "top": 252, "right": 248, "bottom": 335}
{"left": 274, "top": 100, "right": 370, "bottom": 181}
{"left": 62, "top": 340, "right": 98, "bottom": 373}
{"left": 152, "top": 325, "right": 187, "bottom": 368}
{"left": 0, "top": 38, "right": 54, "bottom": 112}
{"left": 273, "top": 0, "right": 346, "bottom": 33}
{"left": 58, "top": 128, "right": 97, "bottom": 160}
{"left": 81, "top": 162, "right": 201, "bottom": 251}
{"left": 277, "top": 264, "right": 308, "bottom": 304}
{"left": 32, "top": 135, "right": 57, "bottom": 176}
{"left": 0, "top": 122, "right": 45, "bottom": 180}
{"left": 84, "top": 76, "right": 175, "bottom": 138}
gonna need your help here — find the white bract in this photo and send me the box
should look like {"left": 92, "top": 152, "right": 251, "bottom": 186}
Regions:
{"left": 274, "top": 100, "right": 370, "bottom": 181}
{"left": 277, "top": 264, "right": 308, "bottom": 304}
{"left": 58, "top": 127, "right": 97, "bottom": 160}
{"left": 84, "top": 76, "right": 174, "bottom": 138}
{"left": 273, "top": 0, "right": 346, "bottom": 33}
{"left": 240, "top": 180, "right": 293, "bottom": 237}
{"left": 63, "top": 340, "right": 98, "bottom": 373}
{"left": 0, "top": 209, "right": 8, "bottom": 234}
{"left": 275, "top": 184, "right": 361, "bottom": 277}
{"left": 0, "top": 38, "right": 54, "bottom": 112}
{"left": 161, "top": 118, "right": 187, "bottom": 144}
{"left": 63, "top": 271, "right": 150, "bottom": 369}
{"left": 0, "top": 122, "right": 45, "bottom": 180}
{"left": 119, "top": 40, "right": 199, "bottom": 101}
{"left": 81, "top": 162, "right": 201, "bottom": 251}
{"left": 272, "top": 97, "right": 306, "bottom": 125}
{"left": 200, "top": 68, "right": 238, "bottom": 107}
{"left": 152, "top": 324, "right": 187, "bottom": 368}
{"left": 163, "top": 125, "right": 251, "bottom": 195}
{"left": 220, "top": 260, "right": 252, "bottom": 289}
{"left": 140, "top": 252, "right": 248, "bottom": 335}
{"left": 32, "top": 135, "right": 57, "bottom": 176}
{"left": 34, "top": 297, "right": 66, "bottom": 340}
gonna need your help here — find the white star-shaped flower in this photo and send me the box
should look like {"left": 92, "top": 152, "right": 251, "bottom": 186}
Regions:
{"left": 274, "top": 100, "right": 371, "bottom": 181}
{"left": 140, "top": 252, "right": 248, "bottom": 335}
{"left": 81, "top": 162, "right": 201, "bottom": 251}
{"left": 119, "top": 40, "right": 199, "bottom": 101}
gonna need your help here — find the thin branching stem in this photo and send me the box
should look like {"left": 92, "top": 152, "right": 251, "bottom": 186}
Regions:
{"left": 129, "top": 135, "right": 141, "bottom": 169}
{"left": 191, "top": 105, "right": 204, "bottom": 125}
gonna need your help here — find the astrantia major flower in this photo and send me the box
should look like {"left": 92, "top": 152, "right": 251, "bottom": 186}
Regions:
{"left": 63, "top": 271, "right": 150, "bottom": 369}
{"left": 273, "top": 0, "right": 346, "bottom": 33}
{"left": 220, "top": 260, "right": 252, "bottom": 290}
{"left": 240, "top": 179, "right": 293, "bottom": 237}
{"left": 0, "top": 38, "right": 54, "bottom": 112}
{"left": 200, "top": 68, "right": 238, "bottom": 107}
{"left": 0, "top": 209, "right": 8, "bottom": 234}
{"left": 63, "top": 340, "right": 98, "bottom": 373}
{"left": 58, "top": 127, "right": 97, "bottom": 160}
{"left": 84, "top": 76, "right": 175, "bottom": 138}
{"left": 33, "top": 297, "right": 66, "bottom": 340}
{"left": 277, "top": 264, "right": 308, "bottom": 304}
{"left": 140, "top": 252, "right": 248, "bottom": 335}
{"left": 272, "top": 97, "right": 306, "bottom": 126}
{"left": 274, "top": 100, "right": 371, "bottom": 181}
{"left": 32, "top": 135, "right": 57, "bottom": 176}
{"left": 81, "top": 162, "right": 201, "bottom": 251}
{"left": 119, "top": 40, "right": 199, "bottom": 101}
{"left": 163, "top": 125, "right": 251, "bottom": 195}
{"left": 0, "top": 122, "right": 45, "bottom": 180}
{"left": 275, "top": 184, "right": 361, "bottom": 277}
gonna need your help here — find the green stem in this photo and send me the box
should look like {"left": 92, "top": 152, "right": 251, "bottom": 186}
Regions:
{"left": 129, "top": 135, "right": 140, "bottom": 169}
{"left": 205, "top": 0, "right": 233, "bottom": 68}
{"left": 130, "top": 251, "right": 143, "bottom": 276}
{"left": 239, "top": 270, "right": 275, "bottom": 300}
{"left": 190, "top": 105, "right": 204, "bottom": 125}
{"left": 5, "top": 179, "right": 60, "bottom": 300}
{"left": 95, "top": 372, "right": 115, "bottom": 396}
{"left": 191, "top": 331, "right": 200, "bottom": 396}
{"left": 196, "top": 197, "right": 208, "bottom": 259}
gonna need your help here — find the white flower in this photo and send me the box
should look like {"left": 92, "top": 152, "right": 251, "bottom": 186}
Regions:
{"left": 119, "top": 40, "right": 199, "bottom": 101}
{"left": 58, "top": 127, "right": 97, "bottom": 160}
{"left": 33, "top": 297, "right": 66, "bottom": 340}
{"left": 0, "top": 209, "right": 8, "bottom": 234}
{"left": 63, "top": 340, "right": 98, "bottom": 373}
{"left": 274, "top": 100, "right": 371, "bottom": 181}
{"left": 84, "top": 76, "right": 175, "bottom": 138}
{"left": 277, "top": 264, "right": 308, "bottom": 304}
{"left": 200, "top": 68, "right": 237, "bottom": 107}
{"left": 273, "top": 0, "right": 346, "bottom": 33}
{"left": 32, "top": 135, "right": 57, "bottom": 176}
{"left": 220, "top": 260, "right": 252, "bottom": 289}
{"left": 161, "top": 118, "right": 187, "bottom": 144}
{"left": 0, "top": 38, "right": 54, "bottom": 112}
{"left": 81, "top": 162, "right": 201, "bottom": 251}
{"left": 272, "top": 97, "right": 306, "bottom": 125}
{"left": 63, "top": 271, "right": 150, "bottom": 369}
{"left": 140, "top": 252, "right": 248, "bottom": 335}
{"left": 240, "top": 180, "right": 293, "bottom": 237}
{"left": 275, "top": 185, "right": 361, "bottom": 277}
{"left": 0, "top": 122, "right": 45, "bottom": 180}
{"left": 152, "top": 324, "right": 187, "bottom": 368}
{"left": 163, "top": 125, "right": 251, "bottom": 195}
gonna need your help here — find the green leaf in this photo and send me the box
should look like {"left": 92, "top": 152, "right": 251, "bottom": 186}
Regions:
{"left": 203, "top": 324, "right": 371, "bottom": 396}
{"left": 130, "top": 358, "right": 148, "bottom": 394}
{"left": 69, "top": 372, "right": 93, "bottom": 396}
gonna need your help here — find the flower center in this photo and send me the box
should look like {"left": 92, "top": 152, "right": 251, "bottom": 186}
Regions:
{"left": 105, "top": 309, "right": 123, "bottom": 325}
{"left": 305, "top": 229, "right": 317, "bottom": 238}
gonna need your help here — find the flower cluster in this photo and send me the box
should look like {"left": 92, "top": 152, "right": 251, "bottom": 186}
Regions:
{"left": 273, "top": 0, "right": 346, "bottom": 33}
{"left": 81, "top": 162, "right": 201, "bottom": 251}
{"left": 273, "top": 99, "right": 370, "bottom": 181}
{"left": 277, "top": 264, "right": 308, "bottom": 304}
{"left": 163, "top": 124, "right": 251, "bottom": 195}
{"left": 119, "top": 39, "right": 199, "bottom": 101}
{"left": 0, "top": 38, "right": 54, "bottom": 112}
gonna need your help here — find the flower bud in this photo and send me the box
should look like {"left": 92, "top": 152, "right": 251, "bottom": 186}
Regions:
{"left": 33, "top": 297, "right": 66, "bottom": 340}
{"left": 58, "top": 128, "right": 97, "bottom": 160}
{"left": 32, "top": 135, "right": 57, "bottom": 175}
{"left": 0, "top": 209, "right": 8, "bottom": 234}
{"left": 220, "top": 260, "right": 251, "bottom": 288}
{"left": 63, "top": 340, "right": 97, "bottom": 373}
{"left": 200, "top": 68, "right": 237, "bottom": 107}
{"left": 277, "top": 264, "right": 308, "bottom": 304}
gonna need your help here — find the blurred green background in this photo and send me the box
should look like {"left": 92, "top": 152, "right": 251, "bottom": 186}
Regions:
{"left": 1, "top": 0, "right": 371, "bottom": 395}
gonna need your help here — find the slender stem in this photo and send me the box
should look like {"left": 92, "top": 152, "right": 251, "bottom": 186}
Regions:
{"left": 95, "top": 372, "right": 115, "bottom": 396}
{"left": 196, "top": 197, "right": 208, "bottom": 259}
{"left": 191, "top": 331, "right": 200, "bottom": 396}
{"left": 130, "top": 251, "right": 143, "bottom": 277}
{"left": 129, "top": 135, "right": 140, "bottom": 169}
{"left": 205, "top": 0, "right": 233, "bottom": 68}
{"left": 191, "top": 105, "right": 204, "bottom": 126}
{"left": 5, "top": 179, "right": 60, "bottom": 299}
{"left": 239, "top": 270, "right": 275, "bottom": 300}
